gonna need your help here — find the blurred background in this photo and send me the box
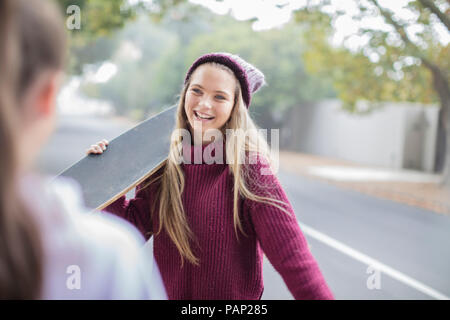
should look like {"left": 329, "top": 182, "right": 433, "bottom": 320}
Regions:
{"left": 37, "top": 0, "right": 450, "bottom": 299}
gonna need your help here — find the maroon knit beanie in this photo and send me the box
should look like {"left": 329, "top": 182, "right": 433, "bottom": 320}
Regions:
{"left": 184, "top": 52, "right": 266, "bottom": 108}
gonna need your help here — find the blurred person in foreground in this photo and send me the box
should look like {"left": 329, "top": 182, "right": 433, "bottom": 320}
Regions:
{"left": 0, "top": 0, "right": 167, "bottom": 299}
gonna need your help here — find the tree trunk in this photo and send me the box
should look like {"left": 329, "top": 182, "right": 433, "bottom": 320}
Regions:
{"left": 428, "top": 65, "right": 450, "bottom": 187}
{"left": 442, "top": 112, "right": 450, "bottom": 189}
{"left": 434, "top": 108, "right": 446, "bottom": 173}
{"left": 443, "top": 101, "right": 450, "bottom": 187}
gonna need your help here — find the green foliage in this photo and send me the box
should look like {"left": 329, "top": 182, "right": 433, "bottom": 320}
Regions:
{"left": 58, "top": 0, "right": 134, "bottom": 38}
{"left": 57, "top": 0, "right": 448, "bottom": 117}
{"left": 80, "top": 16, "right": 185, "bottom": 116}
{"left": 78, "top": 6, "right": 335, "bottom": 120}
{"left": 295, "top": 0, "right": 449, "bottom": 113}
{"left": 56, "top": 0, "right": 136, "bottom": 73}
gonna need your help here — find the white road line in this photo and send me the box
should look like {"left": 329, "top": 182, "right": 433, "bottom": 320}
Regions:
{"left": 299, "top": 222, "right": 450, "bottom": 300}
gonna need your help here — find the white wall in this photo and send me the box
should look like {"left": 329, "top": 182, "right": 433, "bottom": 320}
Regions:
{"left": 284, "top": 99, "right": 440, "bottom": 172}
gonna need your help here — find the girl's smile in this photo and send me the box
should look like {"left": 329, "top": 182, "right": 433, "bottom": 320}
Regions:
{"left": 193, "top": 110, "right": 215, "bottom": 121}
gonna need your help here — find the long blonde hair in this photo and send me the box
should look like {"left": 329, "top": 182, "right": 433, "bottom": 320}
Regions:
{"left": 147, "top": 62, "right": 290, "bottom": 266}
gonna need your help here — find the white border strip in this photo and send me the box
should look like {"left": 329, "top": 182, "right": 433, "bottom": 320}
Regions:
{"left": 299, "top": 222, "right": 450, "bottom": 300}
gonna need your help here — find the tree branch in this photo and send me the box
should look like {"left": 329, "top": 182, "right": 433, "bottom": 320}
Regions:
{"left": 368, "top": 0, "right": 449, "bottom": 113}
{"left": 367, "top": 0, "right": 440, "bottom": 70}
{"left": 418, "top": 0, "right": 450, "bottom": 31}
{"left": 368, "top": 0, "right": 416, "bottom": 48}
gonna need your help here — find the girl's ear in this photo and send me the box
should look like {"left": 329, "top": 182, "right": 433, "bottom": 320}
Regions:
{"left": 35, "top": 71, "right": 62, "bottom": 116}
{"left": 22, "top": 70, "right": 62, "bottom": 120}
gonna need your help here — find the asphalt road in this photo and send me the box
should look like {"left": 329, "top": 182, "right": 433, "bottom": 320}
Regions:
{"left": 262, "top": 172, "right": 450, "bottom": 300}
{"left": 37, "top": 115, "right": 450, "bottom": 300}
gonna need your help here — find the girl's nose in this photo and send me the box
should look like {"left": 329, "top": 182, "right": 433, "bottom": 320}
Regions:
{"left": 199, "top": 97, "right": 213, "bottom": 109}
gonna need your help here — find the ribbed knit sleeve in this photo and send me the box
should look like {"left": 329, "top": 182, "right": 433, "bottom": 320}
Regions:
{"left": 103, "top": 183, "right": 153, "bottom": 241}
{"left": 244, "top": 157, "right": 334, "bottom": 300}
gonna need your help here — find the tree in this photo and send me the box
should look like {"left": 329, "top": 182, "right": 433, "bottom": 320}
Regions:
{"left": 292, "top": 0, "right": 450, "bottom": 184}
{"left": 80, "top": 8, "right": 335, "bottom": 123}
{"left": 80, "top": 15, "right": 185, "bottom": 118}
{"left": 56, "top": 0, "right": 138, "bottom": 73}
{"left": 57, "top": 0, "right": 205, "bottom": 73}
{"left": 79, "top": 6, "right": 213, "bottom": 118}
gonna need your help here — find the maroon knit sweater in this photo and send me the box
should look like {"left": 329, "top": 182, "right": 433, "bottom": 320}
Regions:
{"left": 104, "top": 141, "right": 334, "bottom": 300}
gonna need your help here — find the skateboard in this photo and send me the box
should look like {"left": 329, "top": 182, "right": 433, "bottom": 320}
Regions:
{"left": 57, "top": 105, "right": 177, "bottom": 211}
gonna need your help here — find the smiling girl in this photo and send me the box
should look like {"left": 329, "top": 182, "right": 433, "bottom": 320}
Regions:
{"left": 89, "top": 52, "right": 334, "bottom": 300}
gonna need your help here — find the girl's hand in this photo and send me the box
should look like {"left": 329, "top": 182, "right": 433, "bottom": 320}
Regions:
{"left": 86, "top": 139, "right": 109, "bottom": 155}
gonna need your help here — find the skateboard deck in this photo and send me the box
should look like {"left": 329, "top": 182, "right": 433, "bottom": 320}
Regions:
{"left": 57, "top": 105, "right": 177, "bottom": 211}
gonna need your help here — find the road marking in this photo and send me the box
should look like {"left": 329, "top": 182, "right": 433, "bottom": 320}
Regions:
{"left": 299, "top": 222, "right": 450, "bottom": 300}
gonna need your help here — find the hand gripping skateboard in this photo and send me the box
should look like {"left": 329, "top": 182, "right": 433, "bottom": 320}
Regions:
{"left": 57, "top": 105, "right": 176, "bottom": 211}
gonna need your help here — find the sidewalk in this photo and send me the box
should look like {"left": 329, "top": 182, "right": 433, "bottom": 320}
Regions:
{"left": 279, "top": 151, "right": 450, "bottom": 216}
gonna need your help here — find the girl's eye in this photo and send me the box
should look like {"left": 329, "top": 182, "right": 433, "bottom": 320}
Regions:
{"left": 216, "top": 95, "right": 226, "bottom": 100}
{"left": 192, "top": 88, "right": 201, "bottom": 94}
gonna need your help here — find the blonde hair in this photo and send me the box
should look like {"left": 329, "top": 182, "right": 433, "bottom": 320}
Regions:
{"left": 145, "top": 62, "right": 290, "bottom": 266}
